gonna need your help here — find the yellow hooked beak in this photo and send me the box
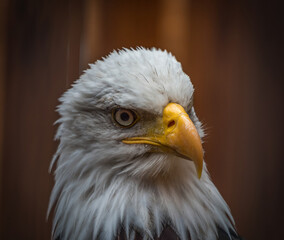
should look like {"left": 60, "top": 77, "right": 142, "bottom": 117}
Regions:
{"left": 123, "top": 103, "right": 204, "bottom": 178}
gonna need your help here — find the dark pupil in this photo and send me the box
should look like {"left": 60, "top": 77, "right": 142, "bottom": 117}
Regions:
{"left": 121, "top": 112, "right": 130, "bottom": 121}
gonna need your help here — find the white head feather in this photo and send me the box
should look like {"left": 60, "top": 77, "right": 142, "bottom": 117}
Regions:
{"left": 48, "top": 48, "right": 235, "bottom": 240}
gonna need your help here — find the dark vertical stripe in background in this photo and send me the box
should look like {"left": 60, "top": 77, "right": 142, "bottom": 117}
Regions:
{"left": 1, "top": 0, "right": 283, "bottom": 239}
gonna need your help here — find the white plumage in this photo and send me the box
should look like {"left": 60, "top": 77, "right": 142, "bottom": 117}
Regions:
{"left": 49, "top": 48, "right": 236, "bottom": 240}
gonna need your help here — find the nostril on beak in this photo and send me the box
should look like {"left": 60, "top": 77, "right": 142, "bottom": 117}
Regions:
{"left": 168, "top": 120, "right": 175, "bottom": 128}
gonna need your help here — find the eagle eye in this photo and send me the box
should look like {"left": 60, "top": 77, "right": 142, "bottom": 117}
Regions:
{"left": 113, "top": 109, "right": 138, "bottom": 127}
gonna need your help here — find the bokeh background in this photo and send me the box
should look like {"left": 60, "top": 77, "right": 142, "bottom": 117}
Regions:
{"left": 0, "top": 0, "right": 283, "bottom": 239}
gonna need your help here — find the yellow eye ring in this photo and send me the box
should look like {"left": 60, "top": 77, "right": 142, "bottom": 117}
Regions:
{"left": 112, "top": 108, "right": 139, "bottom": 128}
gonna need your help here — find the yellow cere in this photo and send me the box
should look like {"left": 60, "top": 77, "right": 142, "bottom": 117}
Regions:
{"left": 123, "top": 103, "right": 204, "bottom": 178}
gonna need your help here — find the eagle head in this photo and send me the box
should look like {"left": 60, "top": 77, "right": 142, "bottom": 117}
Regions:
{"left": 49, "top": 48, "right": 236, "bottom": 240}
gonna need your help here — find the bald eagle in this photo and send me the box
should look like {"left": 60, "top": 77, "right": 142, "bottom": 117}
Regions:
{"left": 48, "top": 48, "right": 242, "bottom": 240}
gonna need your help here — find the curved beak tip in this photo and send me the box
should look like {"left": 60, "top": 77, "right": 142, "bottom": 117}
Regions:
{"left": 123, "top": 103, "right": 205, "bottom": 179}
{"left": 196, "top": 161, "right": 203, "bottom": 179}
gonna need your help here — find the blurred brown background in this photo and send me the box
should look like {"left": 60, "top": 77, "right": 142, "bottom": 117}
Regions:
{"left": 0, "top": 0, "right": 283, "bottom": 239}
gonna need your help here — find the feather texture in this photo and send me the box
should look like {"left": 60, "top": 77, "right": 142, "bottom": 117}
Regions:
{"left": 49, "top": 48, "right": 239, "bottom": 240}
